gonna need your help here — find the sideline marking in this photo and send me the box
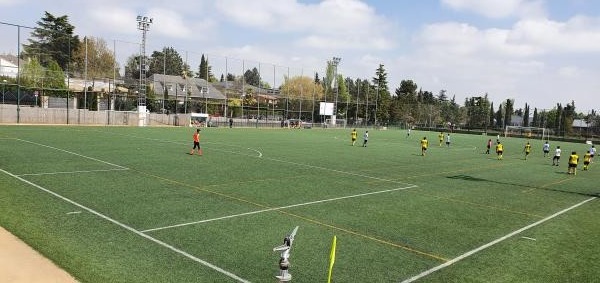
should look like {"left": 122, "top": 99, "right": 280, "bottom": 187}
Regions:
{"left": 0, "top": 168, "right": 250, "bottom": 283}
{"left": 141, "top": 185, "right": 418, "bottom": 232}
{"left": 17, "top": 168, "right": 129, "bottom": 177}
{"left": 400, "top": 197, "right": 596, "bottom": 283}
{"left": 521, "top": 236, "right": 536, "bottom": 241}
{"left": 17, "top": 139, "right": 128, "bottom": 169}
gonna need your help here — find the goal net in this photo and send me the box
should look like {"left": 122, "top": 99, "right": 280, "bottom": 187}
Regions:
{"left": 324, "top": 118, "right": 347, "bottom": 128}
{"left": 504, "top": 126, "right": 549, "bottom": 141}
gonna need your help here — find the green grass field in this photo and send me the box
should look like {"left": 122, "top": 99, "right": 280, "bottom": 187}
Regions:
{"left": 0, "top": 125, "right": 598, "bottom": 283}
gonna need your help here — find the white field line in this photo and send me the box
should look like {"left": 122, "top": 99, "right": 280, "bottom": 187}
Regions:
{"left": 400, "top": 196, "right": 596, "bottom": 283}
{"left": 17, "top": 139, "right": 128, "bottom": 170}
{"left": 142, "top": 184, "right": 418, "bottom": 233}
{"left": 17, "top": 168, "right": 129, "bottom": 177}
{"left": 261, "top": 155, "right": 413, "bottom": 185}
{"left": 0, "top": 168, "right": 251, "bottom": 283}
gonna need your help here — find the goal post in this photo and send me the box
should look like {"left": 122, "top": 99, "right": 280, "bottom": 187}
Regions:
{"left": 504, "top": 126, "right": 549, "bottom": 141}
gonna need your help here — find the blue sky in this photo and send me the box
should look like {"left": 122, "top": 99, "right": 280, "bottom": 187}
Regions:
{"left": 1, "top": 0, "right": 599, "bottom": 113}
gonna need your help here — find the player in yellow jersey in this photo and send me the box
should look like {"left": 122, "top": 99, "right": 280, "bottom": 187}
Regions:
{"left": 438, "top": 132, "right": 444, "bottom": 146}
{"left": 583, "top": 150, "right": 591, "bottom": 171}
{"left": 351, "top": 129, "right": 358, "bottom": 146}
{"left": 523, "top": 142, "right": 531, "bottom": 160}
{"left": 495, "top": 142, "right": 503, "bottom": 160}
{"left": 568, "top": 151, "right": 579, "bottom": 175}
{"left": 420, "top": 137, "right": 428, "bottom": 156}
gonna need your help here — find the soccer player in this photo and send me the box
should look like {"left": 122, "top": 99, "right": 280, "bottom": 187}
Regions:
{"left": 420, "top": 137, "right": 428, "bottom": 156}
{"left": 567, "top": 151, "right": 579, "bottom": 175}
{"left": 495, "top": 142, "right": 503, "bottom": 160}
{"left": 362, "top": 131, "right": 369, "bottom": 147}
{"left": 351, "top": 129, "right": 358, "bottom": 146}
{"left": 583, "top": 150, "right": 591, "bottom": 171}
{"left": 523, "top": 142, "right": 531, "bottom": 160}
{"left": 445, "top": 133, "right": 451, "bottom": 147}
{"left": 190, "top": 129, "right": 202, "bottom": 155}
{"left": 552, "top": 146, "right": 561, "bottom": 166}
{"left": 407, "top": 127, "right": 411, "bottom": 138}
{"left": 486, "top": 139, "right": 492, "bottom": 154}
{"left": 542, "top": 141, "right": 550, "bottom": 157}
{"left": 438, "top": 132, "right": 444, "bottom": 146}
{"left": 590, "top": 145, "right": 596, "bottom": 163}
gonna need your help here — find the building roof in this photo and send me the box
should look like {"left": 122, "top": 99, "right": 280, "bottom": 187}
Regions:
{"left": 149, "top": 74, "right": 226, "bottom": 100}
{"left": 66, "top": 78, "right": 128, "bottom": 93}
{"left": 0, "top": 54, "right": 25, "bottom": 67}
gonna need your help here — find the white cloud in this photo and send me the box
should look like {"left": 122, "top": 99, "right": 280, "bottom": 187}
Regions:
{"left": 146, "top": 8, "right": 194, "bottom": 39}
{"left": 0, "top": 0, "right": 20, "bottom": 6}
{"left": 557, "top": 66, "right": 580, "bottom": 77}
{"left": 441, "top": 0, "right": 546, "bottom": 19}
{"left": 508, "top": 16, "right": 600, "bottom": 53}
{"left": 214, "top": 0, "right": 395, "bottom": 50}
{"left": 87, "top": 7, "right": 140, "bottom": 35}
{"left": 403, "top": 11, "right": 600, "bottom": 110}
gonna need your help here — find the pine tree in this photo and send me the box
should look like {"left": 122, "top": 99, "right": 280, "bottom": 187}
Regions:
{"left": 23, "top": 11, "right": 80, "bottom": 71}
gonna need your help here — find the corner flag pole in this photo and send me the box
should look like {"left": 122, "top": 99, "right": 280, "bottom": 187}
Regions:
{"left": 327, "top": 235, "right": 337, "bottom": 283}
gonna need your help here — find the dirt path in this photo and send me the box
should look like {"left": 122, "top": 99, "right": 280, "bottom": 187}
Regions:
{"left": 0, "top": 226, "right": 78, "bottom": 283}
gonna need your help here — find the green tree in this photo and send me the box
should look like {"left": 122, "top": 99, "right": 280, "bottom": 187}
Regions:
{"left": 124, "top": 55, "right": 147, "bottom": 80}
{"left": 73, "top": 36, "right": 117, "bottom": 81}
{"left": 197, "top": 54, "right": 215, "bottom": 81}
{"left": 279, "top": 76, "right": 325, "bottom": 99}
{"left": 23, "top": 11, "right": 80, "bottom": 71}
{"left": 45, "top": 60, "right": 67, "bottom": 95}
{"left": 563, "top": 101, "right": 576, "bottom": 135}
{"left": 148, "top": 47, "right": 184, "bottom": 77}
{"left": 437, "top": 89, "right": 448, "bottom": 102}
{"left": 523, "top": 103, "right": 530, "bottom": 127}
{"left": 495, "top": 104, "right": 504, "bottom": 128}
{"left": 489, "top": 102, "right": 495, "bottom": 128}
{"left": 20, "top": 57, "right": 45, "bottom": 88}
{"left": 372, "top": 64, "right": 391, "bottom": 125}
{"left": 244, "top": 67, "right": 260, "bottom": 87}
{"left": 504, "top": 99, "right": 514, "bottom": 126}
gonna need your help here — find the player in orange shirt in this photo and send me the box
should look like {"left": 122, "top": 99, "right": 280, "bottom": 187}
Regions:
{"left": 190, "top": 129, "right": 202, "bottom": 155}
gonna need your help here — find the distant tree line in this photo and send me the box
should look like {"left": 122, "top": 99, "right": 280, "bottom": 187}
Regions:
{"left": 3, "top": 11, "right": 597, "bottom": 136}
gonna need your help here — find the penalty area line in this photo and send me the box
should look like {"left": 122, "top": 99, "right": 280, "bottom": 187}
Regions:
{"left": 0, "top": 168, "right": 250, "bottom": 283}
{"left": 142, "top": 184, "right": 418, "bottom": 233}
{"left": 400, "top": 196, "right": 596, "bottom": 283}
{"left": 17, "top": 139, "right": 128, "bottom": 170}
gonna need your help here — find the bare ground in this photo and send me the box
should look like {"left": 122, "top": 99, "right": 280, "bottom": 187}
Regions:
{"left": 0, "top": 226, "right": 78, "bottom": 283}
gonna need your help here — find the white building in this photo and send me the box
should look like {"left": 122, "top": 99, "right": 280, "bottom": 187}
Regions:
{"left": 0, "top": 54, "right": 23, "bottom": 78}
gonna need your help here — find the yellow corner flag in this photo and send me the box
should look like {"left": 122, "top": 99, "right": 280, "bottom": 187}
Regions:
{"left": 327, "top": 235, "right": 337, "bottom": 283}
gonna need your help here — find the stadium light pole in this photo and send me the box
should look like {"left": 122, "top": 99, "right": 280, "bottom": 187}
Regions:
{"left": 331, "top": 57, "right": 341, "bottom": 125}
{"left": 136, "top": 15, "right": 152, "bottom": 124}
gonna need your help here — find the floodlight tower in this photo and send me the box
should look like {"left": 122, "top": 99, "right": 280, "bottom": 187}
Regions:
{"left": 137, "top": 15, "right": 152, "bottom": 126}
{"left": 331, "top": 57, "right": 341, "bottom": 126}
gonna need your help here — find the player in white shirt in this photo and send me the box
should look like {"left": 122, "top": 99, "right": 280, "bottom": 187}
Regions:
{"left": 542, "top": 141, "right": 550, "bottom": 157}
{"left": 552, "top": 146, "right": 561, "bottom": 166}
{"left": 362, "top": 131, "right": 369, "bottom": 147}
{"left": 590, "top": 145, "right": 596, "bottom": 163}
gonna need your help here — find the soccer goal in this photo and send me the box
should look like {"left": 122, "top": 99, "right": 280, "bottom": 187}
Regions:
{"left": 504, "top": 126, "right": 549, "bottom": 141}
{"left": 324, "top": 118, "right": 347, "bottom": 128}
